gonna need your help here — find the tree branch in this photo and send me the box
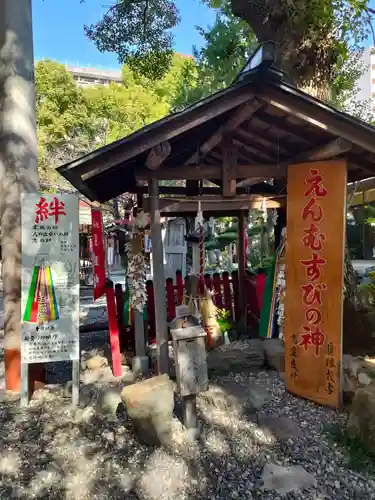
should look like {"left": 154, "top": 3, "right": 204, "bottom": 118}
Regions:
{"left": 366, "top": 11, "right": 375, "bottom": 46}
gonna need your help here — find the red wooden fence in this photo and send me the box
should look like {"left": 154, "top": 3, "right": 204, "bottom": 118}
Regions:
{"left": 114, "top": 270, "right": 262, "bottom": 348}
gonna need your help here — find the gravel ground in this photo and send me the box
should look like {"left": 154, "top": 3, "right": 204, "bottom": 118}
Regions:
{"left": 0, "top": 365, "right": 375, "bottom": 500}
{"left": 1, "top": 299, "right": 375, "bottom": 499}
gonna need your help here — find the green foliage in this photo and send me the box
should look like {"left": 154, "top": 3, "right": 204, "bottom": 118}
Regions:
{"left": 83, "top": 81, "right": 169, "bottom": 142}
{"left": 326, "top": 423, "right": 375, "bottom": 473}
{"left": 82, "top": 0, "right": 205, "bottom": 81}
{"left": 36, "top": 60, "right": 94, "bottom": 146}
{"left": 35, "top": 60, "right": 100, "bottom": 184}
{"left": 83, "top": 0, "right": 375, "bottom": 100}
{"left": 35, "top": 56, "right": 190, "bottom": 184}
{"left": 216, "top": 307, "right": 233, "bottom": 333}
{"left": 173, "top": 2, "right": 257, "bottom": 109}
{"left": 84, "top": 0, "right": 180, "bottom": 80}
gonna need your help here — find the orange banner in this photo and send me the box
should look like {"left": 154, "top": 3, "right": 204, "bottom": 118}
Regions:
{"left": 284, "top": 160, "right": 347, "bottom": 408}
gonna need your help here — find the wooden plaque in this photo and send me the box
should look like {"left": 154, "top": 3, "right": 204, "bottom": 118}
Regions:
{"left": 284, "top": 160, "right": 347, "bottom": 408}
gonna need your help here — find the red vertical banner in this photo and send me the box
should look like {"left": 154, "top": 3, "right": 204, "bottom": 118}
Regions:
{"left": 91, "top": 208, "right": 106, "bottom": 300}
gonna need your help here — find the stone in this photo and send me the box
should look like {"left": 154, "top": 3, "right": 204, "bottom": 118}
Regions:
{"left": 259, "top": 463, "right": 317, "bottom": 494}
{"left": 342, "top": 355, "right": 375, "bottom": 402}
{"left": 64, "top": 382, "right": 92, "bottom": 407}
{"left": 348, "top": 384, "right": 375, "bottom": 454}
{"left": 207, "top": 341, "right": 264, "bottom": 376}
{"left": 358, "top": 371, "right": 372, "bottom": 386}
{"left": 85, "top": 355, "right": 108, "bottom": 370}
{"left": 121, "top": 374, "right": 174, "bottom": 446}
{"left": 81, "top": 365, "right": 134, "bottom": 385}
{"left": 199, "top": 380, "right": 271, "bottom": 415}
{"left": 364, "top": 356, "right": 375, "bottom": 369}
{"left": 96, "top": 387, "right": 124, "bottom": 417}
{"left": 343, "top": 354, "right": 363, "bottom": 377}
{"left": 263, "top": 339, "right": 285, "bottom": 373}
{"left": 248, "top": 386, "right": 272, "bottom": 411}
{"left": 258, "top": 415, "right": 302, "bottom": 441}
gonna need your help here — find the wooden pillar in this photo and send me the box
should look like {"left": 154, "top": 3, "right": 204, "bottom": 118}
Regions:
{"left": 237, "top": 212, "right": 247, "bottom": 331}
{"left": 149, "top": 178, "right": 169, "bottom": 375}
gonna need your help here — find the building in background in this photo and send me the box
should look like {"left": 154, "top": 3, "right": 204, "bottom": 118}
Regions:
{"left": 66, "top": 65, "right": 122, "bottom": 87}
{"left": 355, "top": 47, "right": 375, "bottom": 112}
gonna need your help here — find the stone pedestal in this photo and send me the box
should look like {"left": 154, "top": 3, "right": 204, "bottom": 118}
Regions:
{"left": 121, "top": 374, "right": 174, "bottom": 445}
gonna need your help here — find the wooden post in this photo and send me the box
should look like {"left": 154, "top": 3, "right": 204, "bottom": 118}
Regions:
{"left": 149, "top": 178, "right": 169, "bottom": 375}
{"left": 105, "top": 280, "right": 122, "bottom": 377}
{"left": 1, "top": 0, "right": 40, "bottom": 392}
{"left": 237, "top": 212, "right": 247, "bottom": 332}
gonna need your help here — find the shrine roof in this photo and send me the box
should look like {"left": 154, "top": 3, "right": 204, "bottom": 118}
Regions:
{"left": 58, "top": 43, "right": 375, "bottom": 203}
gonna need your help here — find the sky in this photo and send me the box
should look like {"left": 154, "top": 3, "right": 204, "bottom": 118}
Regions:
{"left": 32, "top": 0, "right": 375, "bottom": 70}
{"left": 32, "top": 0, "right": 216, "bottom": 69}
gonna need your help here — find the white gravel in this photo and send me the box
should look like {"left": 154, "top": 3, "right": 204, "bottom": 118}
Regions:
{"left": 1, "top": 302, "right": 375, "bottom": 500}
{"left": 0, "top": 366, "right": 375, "bottom": 499}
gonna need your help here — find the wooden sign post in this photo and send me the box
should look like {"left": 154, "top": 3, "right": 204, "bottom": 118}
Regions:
{"left": 284, "top": 160, "right": 347, "bottom": 408}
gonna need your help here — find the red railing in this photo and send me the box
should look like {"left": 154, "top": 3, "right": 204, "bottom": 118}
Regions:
{"left": 114, "top": 270, "right": 262, "bottom": 348}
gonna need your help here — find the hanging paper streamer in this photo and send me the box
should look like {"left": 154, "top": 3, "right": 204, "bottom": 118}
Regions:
{"left": 23, "top": 265, "right": 59, "bottom": 324}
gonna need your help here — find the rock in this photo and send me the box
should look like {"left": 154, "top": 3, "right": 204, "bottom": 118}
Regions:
{"left": 85, "top": 355, "right": 108, "bottom": 370}
{"left": 248, "top": 386, "right": 272, "bottom": 411}
{"left": 31, "top": 388, "right": 56, "bottom": 402}
{"left": 207, "top": 340, "right": 264, "bottom": 376}
{"left": 199, "top": 380, "right": 271, "bottom": 415}
{"left": 348, "top": 384, "right": 375, "bottom": 454}
{"left": 358, "top": 372, "right": 372, "bottom": 386}
{"left": 96, "top": 387, "right": 124, "bottom": 417}
{"left": 258, "top": 415, "right": 302, "bottom": 441}
{"left": 342, "top": 355, "right": 375, "bottom": 402}
{"left": 81, "top": 365, "right": 134, "bottom": 385}
{"left": 343, "top": 354, "right": 363, "bottom": 377}
{"left": 64, "top": 382, "right": 92, "bottom": 408}
{"left": 121, "top": 374, "right": 174, "bottom": 446}
{"left": 364, "top": 356, "right": 375, "bottom": 369}
{"left": 263, "top": 339, "right": 285, "bottom": 373}
{"left": 260, "top": 463, "right": 317, "bottom": 494}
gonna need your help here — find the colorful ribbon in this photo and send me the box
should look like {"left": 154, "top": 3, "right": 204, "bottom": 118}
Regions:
{"left": 23, "top": 265, "right": 59, "bottom": 324}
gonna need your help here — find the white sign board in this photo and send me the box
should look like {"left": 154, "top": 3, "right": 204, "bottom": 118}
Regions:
{"left": 21, "top": 193, "right": 79, "bottom": 364}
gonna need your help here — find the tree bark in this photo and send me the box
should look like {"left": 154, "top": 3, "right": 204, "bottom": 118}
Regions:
{"left": 0, "top": 0, "right": 39, "bottom": 391}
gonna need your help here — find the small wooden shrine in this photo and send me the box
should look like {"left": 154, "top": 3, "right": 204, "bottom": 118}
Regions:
{"left": 58, "top": 42, "right": 375, "bottom": 408}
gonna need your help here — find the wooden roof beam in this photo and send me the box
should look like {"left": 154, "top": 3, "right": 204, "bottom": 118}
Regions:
{"left": 258, "top": 85, "right": 375, "bottom": 154}
{"left": 136, "top": 163, "right": 286, "bottom": 181}
{"left": 237, "top": 177, "right": 268, "bottom": 188}
{"left": 79, "top": 85, "right": 256, "bottom": 181}
{"left": 222, "top": 136, "right": 238, "bottom": 198}
{"left": 185, "top": 98, "right": 263, "bottom": 165}
{"left": 290, "top": 138, "right": 352, "bottom": 165}
{"left": 236, "top": 138, "right": 351, "bottom": 188}
{"left": 234, "top": 128, "right": 288, "bottom": 160}
{"left": 145, "top": 141, "right": 171, "bottom": 170}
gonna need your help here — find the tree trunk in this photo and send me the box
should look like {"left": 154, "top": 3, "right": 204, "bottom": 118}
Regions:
{"left": 231, "top": 0, "right": 337, "bottom": 100}
{"left": 0, "top": 0, "right": 40, "bottom": 391}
